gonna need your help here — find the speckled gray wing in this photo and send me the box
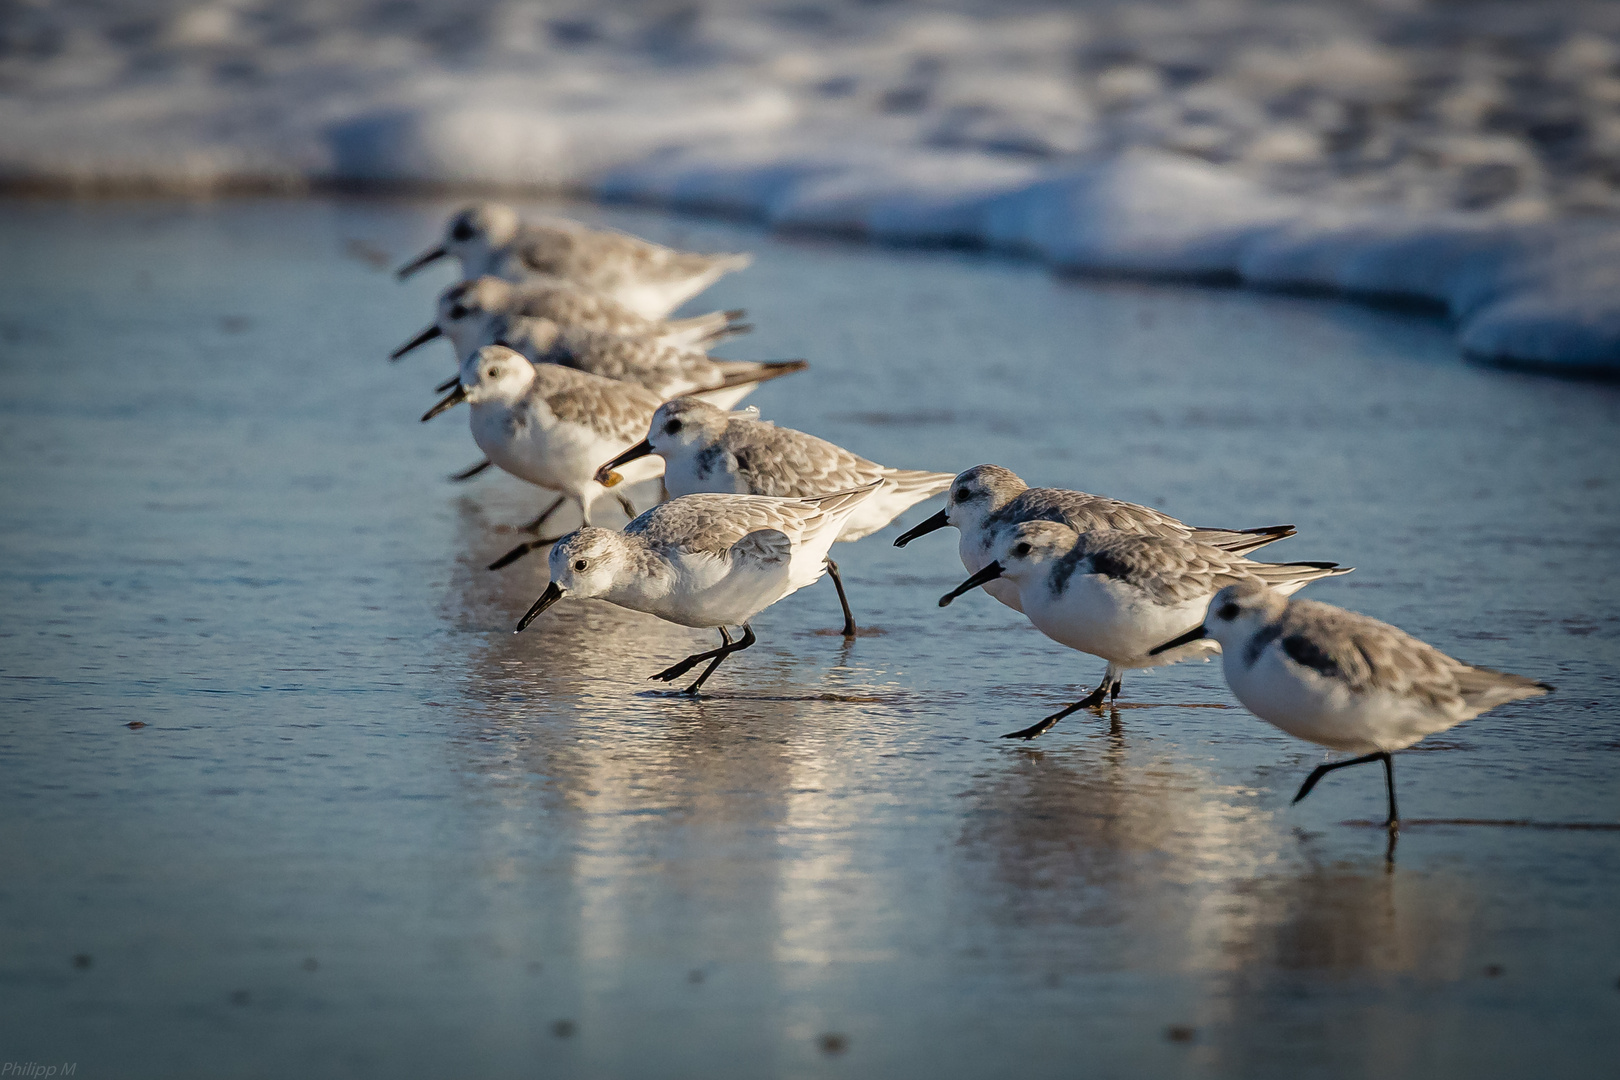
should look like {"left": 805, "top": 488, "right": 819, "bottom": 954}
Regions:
{"left": 1269, "top": 599, "right": 1548, "bottom": 711}
{"left": 547, "top": 329, "right": 722, "bottom": 398}
{"left": 628, "top": 495, "right": 813, "bottom": 560}
{"left": 996, "top": 488, "right": 1289, "bottom": 554}
{"left": 530, "top": 366, "right": 662, "bottom": 444}
{"left": 720, "top": 424, "right": 886, "bottom": 497}
{"left": 1057, "top": 532, "right": 1341, "bottom": 606}
{"left": 513, "top": 223, "right": 748, "bottom": 290}
{"left": 507, "top": 285, "right": 657, "bottom": 337}
{"left": 993, "top": 489, "right": 1189, "bottom": 538}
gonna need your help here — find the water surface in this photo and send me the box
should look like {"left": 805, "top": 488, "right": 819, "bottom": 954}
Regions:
{"left": 1, "top": 198, "right": 1617, "bottom": 1079}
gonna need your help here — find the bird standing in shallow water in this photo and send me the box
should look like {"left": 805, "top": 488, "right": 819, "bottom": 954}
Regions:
{"left": 1150, "top": 580, "right": 1552, "bottom": 831}
{"left": 595, "top": 398, "right": 954, "bottom": 638}
{"left": 421, "top": 345, "right": 666, "bottom": 564}
{"left": 397, "top": 203, "right": 752, "bottom": 318}
{"left": 516, "top": 484, "right": 883, "bottom": 695}
{"left": 895, "top": 464, "right": 1297, "bottom": 614}
{"left": 939, "top": 521, "right": 1351, "bottom": 739}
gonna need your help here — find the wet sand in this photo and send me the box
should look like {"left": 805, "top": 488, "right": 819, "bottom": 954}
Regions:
{"left": 0, "top": 198, "right": 1617, "bottom": 1078}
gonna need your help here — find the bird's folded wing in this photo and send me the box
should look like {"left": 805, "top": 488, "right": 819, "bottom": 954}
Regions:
{"left": 730, "top": 528, "right": 793, "bottom": 568}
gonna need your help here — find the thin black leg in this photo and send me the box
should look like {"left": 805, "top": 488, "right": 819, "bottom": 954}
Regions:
{"left": 825, "top": 558, "right": 857, "bottom": 638}
{"left": 1292, "top": 751, "right": 1396, "bottom": 827}
{"left": 488, "top": 535, "right": 566, "bottom": 570}
{"left": 450, "top": 459, "right": 493, "bottom": 482}
{"left": 1001, "top": 680, "right": 1110, "bottom": 740}
{"left": 520, "top": 495, "right": 568, "bottom": 534}
{"left": 648, "top": 624, "right": 757, "bottom": 695}
{"left": 1382, "top": 752, "right": 1399, "bottom": 831}
{"left": 1108, "top": 678, "right": 1123, "bottom": 702}
{"left": 614, "top": 493, "right": 639, "bottom": 520}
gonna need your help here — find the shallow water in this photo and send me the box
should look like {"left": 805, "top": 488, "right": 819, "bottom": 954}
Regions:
{"left": 1, "top": 198, "right": 1617, "bottom": 1079}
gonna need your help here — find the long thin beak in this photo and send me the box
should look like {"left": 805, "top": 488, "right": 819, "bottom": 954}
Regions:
{"left": 894, "top": 508, "right": 949, "bottom": 548}
{"left": 396, "top": 246, "right": 446, "bottom": 280}
{"left": 515, "top": 582, "right": 565, "bottom": 632}
{"left": 939, "top": 561, "right": 1002, "bottom": 607}
{"left": 420, "top": 383, "right": 467, "bottom": 422}
{"left": 390, "top": 324, "right": 441, "bottom": 360}
{"left": 594, "top": 439, "right": 653, "bottom": 485}
{"left": 1149, "top": 625, "right": 1207, "bottom": 656}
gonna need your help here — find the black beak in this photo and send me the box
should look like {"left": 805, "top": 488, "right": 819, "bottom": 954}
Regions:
{"left": 390, "top": 324, "right": 441, "bottom": 360}
{"left": 894, "top": 508, "right": 949, "bottom": 548}
{"left": 594, "top": 438, "right": 653, "bottom": 485}
{"left": 939, "top": 561, "right": 1002, "bottom": 607}
{"left": 1149, "top": 625, "right": 1207, "bottom": 656}
{"left": 434, "top": 374, "right": 459, "bottom": 393}
{"left": 396, "top": 246, "right": 447, "bottom": 280}
{"left": 515, "top": 582, "right": 565, "bottom": 632}
{"left": 420, "top": 383, "right": 467, "bottom": 422}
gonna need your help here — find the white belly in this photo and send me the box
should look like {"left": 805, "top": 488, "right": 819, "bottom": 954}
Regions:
{"left": 958, "top": 529, "right": 1023, "bottom": 612}
{"left": 1020, "top": 574, "right": 1219, "bottom": 669}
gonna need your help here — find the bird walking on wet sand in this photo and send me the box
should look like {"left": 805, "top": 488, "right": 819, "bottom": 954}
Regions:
{"left": 397, "top": 203, "right": 752, "bottom": 318}
{"left": 939, "top": 521, "right": 1351, "bottom": 739}
{"left": 421, "top": 345, "right": 666, "bottom": 566}
{"left": 1150, "top": 580, "right": 1552, "bottom": 831}
{"left": 894, "top": 464, "right": 1297, "bottom": 614}
{"left": 594, "top": 398, "right": 954, "bottom": 638}
{"left": 515, "top": 483, "right": 884, "bottom": 695}
{"left": 389, "top": 276, "right": 750, "bottom": 363}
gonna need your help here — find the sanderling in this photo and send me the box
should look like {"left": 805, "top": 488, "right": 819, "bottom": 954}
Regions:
{"left": 396, "top": 203, "right": 752, "bottom": 318}
{"left": 939, "top": 521, "right": 1351, "bottom": 739}
{"left": 389, "top": 276, "right": 750, "bottom": 362}
{"left": 592, "top": 398, "right": 953, "bottom": 637}
{"left": 421, "top": 345, "right": 666, "bottom": 568}
{"left": 1150, "top": 580, "right": 1552, "bottom": 830}
{"left": 894, "top": 464, "right": 1296, "bottom": 613}
{"left": 515, "top": 483, "right": 883, "bottom": 694}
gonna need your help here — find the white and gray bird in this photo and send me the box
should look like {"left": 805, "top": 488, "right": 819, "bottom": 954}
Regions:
{"left": 389, "top": 276, "right": 750, "bottom": 362}
{"left": 515, "top": 483, "right": 884, "bottom": 694}
{"left": 421, "top": 345, "right": 666, "bottom": 566}
{"left": 397, "top": 203, "right": 752, "bottom": 318}
{"left": 895, "top": 463, "right": 1297, "bottom": 613}
{"left": 593, "top": 397, "right": 954, "bottom": 637}
{"left": 939, "top": 521, "right": 1351, "bottom": 739}
{"left": 1150, "top": 580, "right": 1552, "bottom": 830}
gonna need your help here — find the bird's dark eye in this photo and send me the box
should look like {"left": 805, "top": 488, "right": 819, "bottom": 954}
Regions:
{"left": 448, "top": 304, "right": 468, "bottom": 319}
{"left": 574, "top": 559, "right": 587, "bottom": 571}
{"left": 451, "top": 221, "right": 475, "bottom": 241}
{"left": 1217, "top": 602, "right": 1240, "bottom": 621}
{"left": 953, "top": 488, "right": 969, "bottom": 503}
{"left": 1013, "top": 542, "right": 1031, "bottom": 558}
{"left": 485, "top": 368, "right": 498, "bottom": 379}
{"left": 664, "top": 419, "right": 682, "bottom": 435}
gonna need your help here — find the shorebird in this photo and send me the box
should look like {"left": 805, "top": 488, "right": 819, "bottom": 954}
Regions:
{"left": 939, "top": 521, "right": 1351, "bottom": 739}
{"left": 1150, "top": 580, "right": 1552, "bottom": 830}
{"left": 593, "top": 398, "right": 953, "bottom": 637}
{"left": 895, "top": 464, "right": 1296, "bottom": 613}
{"left": 421, "top": 345, "right": 665, "bottom": 566}
{"left": 388, "top": 276, "right": 750, "bottom": 363}
{"left": 396, "top": 203, "right": 752, "bottom": 318}
{"left": 515, "top": 484, "right": 883, "bottom": 694}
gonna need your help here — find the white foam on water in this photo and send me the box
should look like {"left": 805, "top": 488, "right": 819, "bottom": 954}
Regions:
{"left": 3, "top": 0, "right": 1618, "bottom": 370}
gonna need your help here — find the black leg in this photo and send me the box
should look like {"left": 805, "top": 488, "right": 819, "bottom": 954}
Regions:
{"left": 1000, "top": 681, "right": 1110, "bottom": 740}
{"left": 614, "top": 493, "right": 639, "bottom": 520}
{"left": 1292, "top": 751, "right": 1396, "bottom": 826}
{"left": 825, "top": 558, "right": 857, "bottom": 638}
{"left": 488, "top": 536, "right": 566, "bottom": 570}
{"left": 649, "top": 624, "right": 756, "bottom": 694}
{"left": 519, "top": 495, "right": 568, "bottom": 534}
{"left": 1108, "top": 678, "right": 1122, "bottom": 702}
{"left": 1382, "top": 752, "right": 1399, "bottom": 831}
{"left": 450, "top": 459, "right": 493, "bottom": 482}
